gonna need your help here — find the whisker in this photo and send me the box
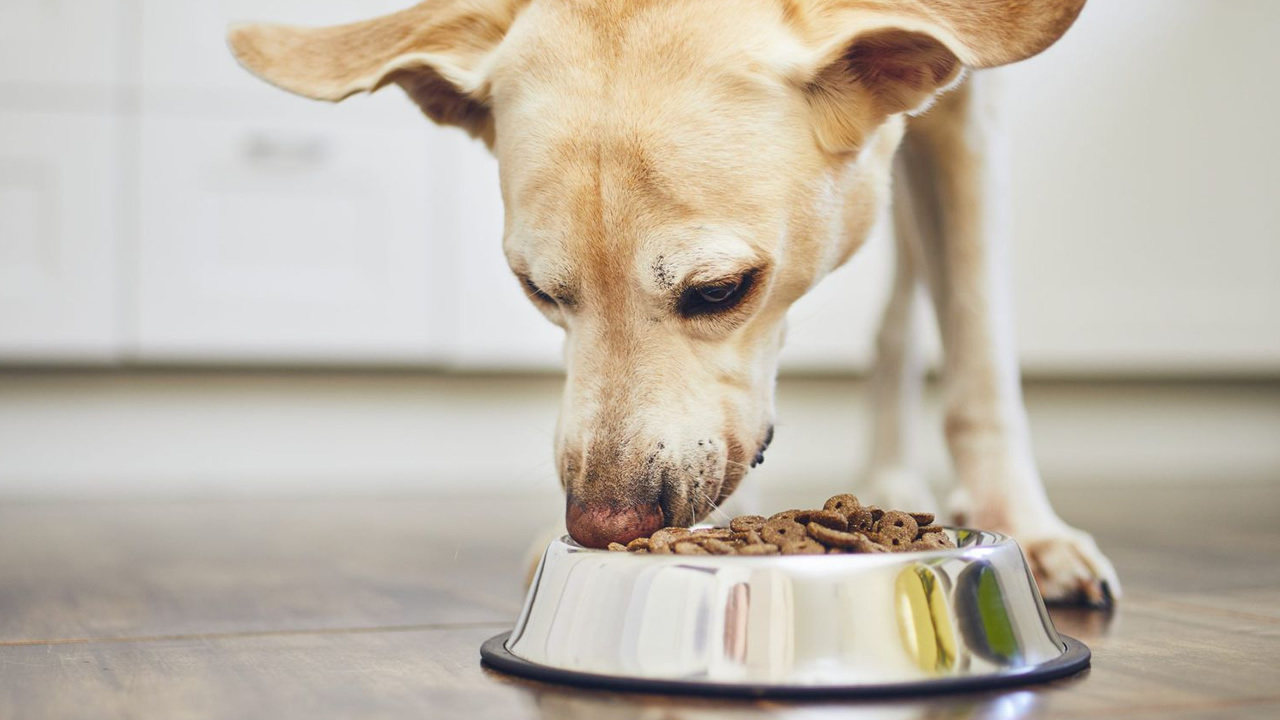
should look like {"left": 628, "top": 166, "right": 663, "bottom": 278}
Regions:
{"left": 681, "top": 470, "right": 733, "bottom": 525}
{"left": 694, "top": 486, "right": 732, "bottom": 525}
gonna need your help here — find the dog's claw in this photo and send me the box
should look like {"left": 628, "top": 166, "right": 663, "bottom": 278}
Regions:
{"left": 1050, "top": 577, "right": 1114, "bottom": 610}
{"left": 1021, "top": 524, "right": 1122, "bottom": 608}
{"left": 1079, "top": 578, "right": 1116, "bottom": 610}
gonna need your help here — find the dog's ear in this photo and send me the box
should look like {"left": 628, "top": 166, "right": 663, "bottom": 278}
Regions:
{"left": 800, "top": 0, "right": 1087, "bottom": 152}
{"left": 227, "top": 0, "right": 523, "bottom": 143}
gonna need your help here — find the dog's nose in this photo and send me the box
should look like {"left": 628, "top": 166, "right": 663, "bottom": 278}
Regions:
{"left": 565, "top": 501, "right": 665, "bottom": 549}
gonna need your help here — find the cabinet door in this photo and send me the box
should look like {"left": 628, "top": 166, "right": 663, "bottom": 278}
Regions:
{"left": 0, "top": 0, "right": 122, "bottom": 92}
{"left": 1003, "top": 0, "right": 1280, "bottom": 373}
{"left": 141, "top": 1, "right": 415, "bottom": 95}
{"left": 132, "top": 114, "right": 451, "bottom": 363}
{"left": 781, "top": 1, "right": 1280, "bottom": 376}
{"left": 0, "top": 111, "right": 120, "bottom": 361}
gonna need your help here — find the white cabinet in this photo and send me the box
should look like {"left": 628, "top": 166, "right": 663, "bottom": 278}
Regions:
{"left": 0, "top": 0, "right": 123, "bottom": 91}
{"left": 787, "top": 0, "right": 1280, "bottom": 375}
{"left": 1002, "top": 0, "right": 1280, "bottom": 373}
{"left": 132, "top": 113, "right": 451, "bottom": 363}
{"left": 0, "top": 0, "right": 125, "bottom": 362}
{"left": 0, "top": 111, "right": 120, "bottom": 361}
{"left": 130, "top": 0, "right": 455, "bottom": 364}
{"left": 140, "top": 0, "right": 416, "bottom": 95}
{"left": 0, "top": 0, "right": 1276, "bottom": 373}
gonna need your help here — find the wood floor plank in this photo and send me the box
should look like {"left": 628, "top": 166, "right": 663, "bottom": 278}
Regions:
{"left": 1041, "top": 600, "right": 1280, "bottom": 717}
{"left": 0, "top": 627, "right": 531, "bottom": 720}
{"left": 1161, "top": 589, "right": 1280, "bottom": 623}
{"left": 0, "top": 497, "right": 550, "bottom": 642}
{"left": 0, "top": 607, "right": 1276, "bottom": 720}
{"left": 0, "top": 483, "right": 1277, "bottom": 718}
{"left": 1047, "top": 482, "right": 1280, "bottom": 598}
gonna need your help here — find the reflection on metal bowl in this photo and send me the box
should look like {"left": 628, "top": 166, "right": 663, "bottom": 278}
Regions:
{"left": 481, "top": 529, "right": 1089, "bottom": 697}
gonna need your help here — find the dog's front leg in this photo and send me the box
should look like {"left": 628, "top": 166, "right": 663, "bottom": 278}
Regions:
{"left": 900, "top": 76, "right": 1120, "bottom": 606}
{"left": 861, "top": 189, "right": 937, "bottom": 514}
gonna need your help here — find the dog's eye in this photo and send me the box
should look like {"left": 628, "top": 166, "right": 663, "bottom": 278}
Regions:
{"left": 697, "top": 282, "right": 739, "bottom": 303}
{"left": 522, "top": 277, "right": 557, "bottom": 305}
{"left": 679, "top": 272, "right": 755, "bottom": 317}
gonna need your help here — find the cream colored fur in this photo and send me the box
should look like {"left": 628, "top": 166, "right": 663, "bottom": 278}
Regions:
{"left": 228, "top": 0, "right": 1118, "bottom": 605}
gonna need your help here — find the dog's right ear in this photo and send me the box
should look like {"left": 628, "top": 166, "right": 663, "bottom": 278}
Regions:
{"left": 799, "top": 0, "right": 1088, "bottom": 153}
{"left": 227, "top": 0, "right": 525, "bottom": 144}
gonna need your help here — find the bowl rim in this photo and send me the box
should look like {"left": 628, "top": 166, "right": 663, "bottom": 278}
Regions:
{"left": 554, "top": 526, "right": 1012, "bottom": 562}
{"left": 481, "top": 631, "right": 1090, "bottom": 698}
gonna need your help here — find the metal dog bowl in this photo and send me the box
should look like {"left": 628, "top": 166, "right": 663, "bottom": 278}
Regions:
{"left": 481, "top": 529, "right": 1089, "bottom": 697}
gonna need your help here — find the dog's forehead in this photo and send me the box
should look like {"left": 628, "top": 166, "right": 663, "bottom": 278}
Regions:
{"left": 499, "top": 120, "right": 787, "bottom": 287}
{"left": 493, "top": 2, "right": 810, "bottom": 280}
{"left": 494, "top": 0, "right": 804, "bottom": 77}
{"left": 488, "top": 0, "right": 807, "bottom": 136}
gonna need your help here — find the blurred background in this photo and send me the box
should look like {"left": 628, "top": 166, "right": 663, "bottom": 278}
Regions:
{"left": 0, "top": 0, "right": 1277, "bottom": 503}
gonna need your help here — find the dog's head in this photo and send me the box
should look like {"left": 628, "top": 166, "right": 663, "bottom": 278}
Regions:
{"left": 230, "top": 0, "right": 1085, "bottom": 546}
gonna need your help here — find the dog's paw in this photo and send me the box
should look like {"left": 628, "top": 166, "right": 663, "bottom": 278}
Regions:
{"left": 861, "top": 466, "right": 940, "bottom": 514}
{"left": 1016, "top": 522, "right": 1121, "bottom": 608}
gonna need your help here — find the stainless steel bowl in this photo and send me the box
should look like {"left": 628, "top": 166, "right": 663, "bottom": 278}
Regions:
{"left": 482, "top": 529, "right": 1089, "bottom": 697}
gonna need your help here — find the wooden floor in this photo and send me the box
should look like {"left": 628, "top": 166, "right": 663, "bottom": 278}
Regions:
{"left": 1, "top": 483, "right": 1277, "bottom": 719}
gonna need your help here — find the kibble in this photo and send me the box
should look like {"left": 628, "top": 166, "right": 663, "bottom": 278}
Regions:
{"left": 794, "top": 509, "right": 849, "bottom": 532}
{"left": 870, "top": 525, "right": 914, "bottom": 550}
{"left": 673, "top": 540, "right": 709, "bottom": 555}
{"left": 823, "top": 493, "right": 860, "bottom": 514}
{"left": 761, "top": 518, "right": 807, "bottom": 545}
{"left": 779, "top": 537, "right": 827, "bottom": 555}
{"left": 847, "top": 506, "right": 876, "bottom": 532}
{"left": 880, "top": 510, "right": 919, "bottom": 539}
{"left": 604, "top": 494, "right": 958, "bottom": 555}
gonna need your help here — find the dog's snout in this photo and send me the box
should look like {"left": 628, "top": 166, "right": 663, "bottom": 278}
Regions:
{"left": 566, "top": 501, "right": 665, "bottom": 549}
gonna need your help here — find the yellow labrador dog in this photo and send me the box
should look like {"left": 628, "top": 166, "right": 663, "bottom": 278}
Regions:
{"left": 230, "top": 0, "right": 1118, "bottom": 605}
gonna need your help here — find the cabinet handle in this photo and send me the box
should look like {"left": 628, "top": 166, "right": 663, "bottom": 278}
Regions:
{"left": 242, "top": 133, "right": 330, "bottom": 166}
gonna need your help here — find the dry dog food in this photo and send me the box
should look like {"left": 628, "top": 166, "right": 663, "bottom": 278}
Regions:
{"left": 606, "top": 493, "right": 956, "bottom": 555}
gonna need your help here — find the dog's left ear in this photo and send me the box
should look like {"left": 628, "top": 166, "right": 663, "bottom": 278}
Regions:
{"left": 227, "top": 0, "right": 525, "bottom": 144}
{"left": 801, "top": 0, "right": 1088, "bottom": 152}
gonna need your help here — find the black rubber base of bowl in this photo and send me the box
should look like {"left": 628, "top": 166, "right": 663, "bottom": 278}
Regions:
{"left": 480, "top": 631, "right": 1090, "bottom": 699}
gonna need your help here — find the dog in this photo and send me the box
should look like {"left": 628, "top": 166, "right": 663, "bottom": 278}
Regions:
{"left": 228, "top": 0, "right": 1119, "bottom": 605}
